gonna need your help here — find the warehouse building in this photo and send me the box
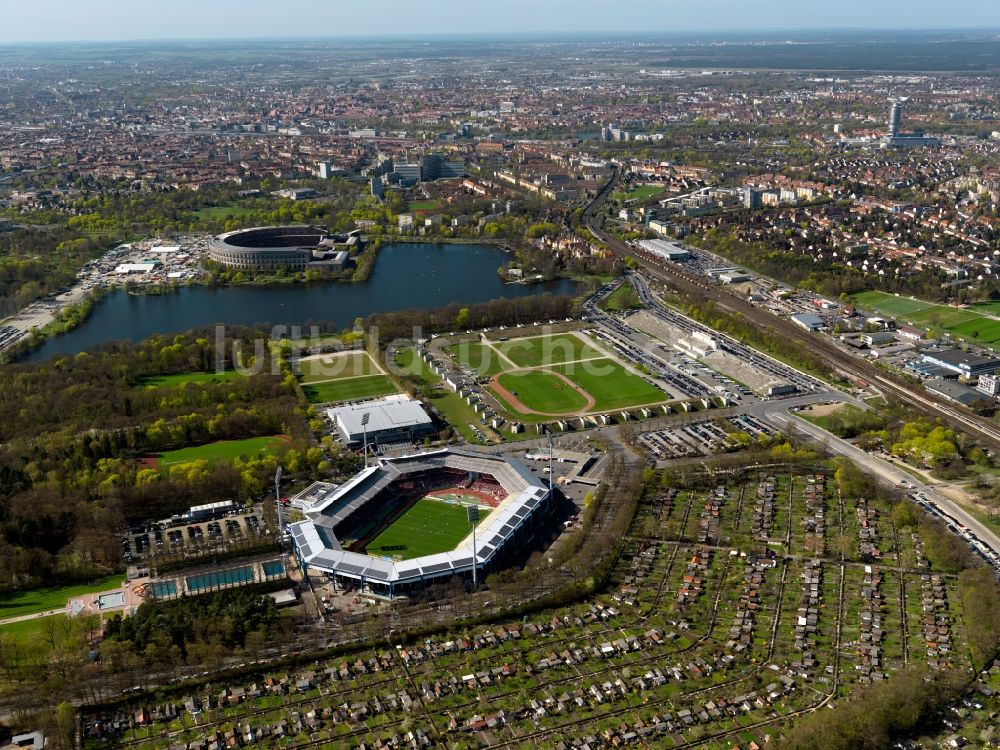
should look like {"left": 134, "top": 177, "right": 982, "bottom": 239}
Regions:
{"left": 921, "top": 349, "right": 1000, "bottom": 379}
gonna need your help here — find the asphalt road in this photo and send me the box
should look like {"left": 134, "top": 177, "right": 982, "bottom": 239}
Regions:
{"left": 766, "top": 407, "right": 1000, "bottom": 568}
{"left": 583, "top": 168, "right": 1000, "bottom": 454}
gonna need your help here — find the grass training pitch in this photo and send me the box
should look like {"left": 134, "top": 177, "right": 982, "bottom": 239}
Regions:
{"left": 496, "top": 333, "right": 603, "bottom": 368}
{"left": 478, "top": 332, "right": 668, "bottom": 418}
{"left": 446, "top": 341, "right": 508, "bottom": 377}
{"left": 138, "top": 371, "right": 244, "bottom": 389}
{"left": 495, "top": 370, "right": 591, "bottom": 414}
{"left": 302, "top": 375, "right": 399, "bottom": 404}
{"left": 553, "top": 358, "right": 666, "bottom": 411}
{"left": 299, "top": 351, "right": 380, "bottom": 384}
{"left": 850, "top": 291, "right": 934, "bottom": 317}
{"left": 365, "top": 497, "right": 488, "bottom": 560}
{"left": 623, "top": 184, "right": 666, "bottom": 201}
{"left": 0, "top": 576, "right": 122, "bottom": 620}
{"left": 851, "top": 290, "right": 1000, "bottom": 345}
{"left": 158, "top": 435, "right": 287, "bottom": 471}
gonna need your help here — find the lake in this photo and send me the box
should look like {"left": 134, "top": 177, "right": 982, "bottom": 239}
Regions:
{"left": 21, "top": 243, "right": 581, "bottom": 361}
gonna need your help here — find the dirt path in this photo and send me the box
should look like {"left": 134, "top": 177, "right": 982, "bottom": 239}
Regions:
{"left": 0, "top": 607, "right": 66, "bottom": 626}
{"left": 489, "top": 369, "right": 597, "bottom": 417}
{"left": 480, "top": 335, "right": 519, "bottom": 370}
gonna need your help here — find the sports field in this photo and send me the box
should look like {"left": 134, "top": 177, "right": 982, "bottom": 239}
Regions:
{"left": 554, "top": 359, "right": 666, "bottom": 411}
{"left": 475, "top": 331, "right": 668, "bottom": 420}
{"left": 138, "top": 371, "right": 244, "bottom": 388}
{"left": 303, "top": 375, "right": 398, "bottom": 404}
{"left": 970, "top": 301, "right": 1000, "bottom": 316}
{"left": 158, "top": 435, "right": 287, "bottom": 471}
{"left": 298, "top": 350, "right": 400, "bottom": 404}
{"left": 299, "top": 351, "right": 380, "bottom": 384}
{"left": 407, "top": 199, "right": 446, "bottom": 213}
{"left": 949, "top": 318, "right": 1000, "bottom": 343}
{"left": 623, "top": 184, "right": 666, "bottom": 201}
{"left": 446, "top": 341, "right": 507, "bottom": 377}
{"left": 496, "top": 333, "right": 603, "bottom": 368}
{"left": 496, "top": 370, "right": 590, "bottom": 414}
{"left": 0, "top": 575, "right": 122, "bottom": 620}
{"left": 850, "top": 291, "right": 935, "bottom": 317}
{"left": 851, "top": 290, "right": 1000, "bottom": 345}
{"left": 365, "top": 497, "right": 488, "bottom": 560}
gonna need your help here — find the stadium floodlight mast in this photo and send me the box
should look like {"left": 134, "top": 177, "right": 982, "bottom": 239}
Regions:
{"left": 275, "top": 465, "right": 283, "bottom": 533}
{"left": 467, "top": 504, "right": 479, "bottom": 588}
{"left": 548, "top": 432, "right": 554, "bottom": 493}
{"left": 361, "top": 412, "right": 370, "bottom": 468}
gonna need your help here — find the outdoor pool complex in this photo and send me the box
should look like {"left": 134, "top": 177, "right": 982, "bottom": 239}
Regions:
{"left": 151, "top": 581, "right": 177, "bottom": 598}
{"left": 262, "top": 560, "right": 285, "bottom": 577}
{"left": 97, "top": 591, "right": 125, "bottom": 609}
{"left": 185, "top": 565, "right": 255, "bottom": 593}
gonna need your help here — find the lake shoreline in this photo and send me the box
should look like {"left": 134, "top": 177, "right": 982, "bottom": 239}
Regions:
{"left": 15, "top": 243, "right": 582, "bottom": 364}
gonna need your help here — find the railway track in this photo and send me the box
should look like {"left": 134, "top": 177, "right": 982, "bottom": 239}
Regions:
{"left": 583, "top": 168, "right": 1000, "bottom": 453}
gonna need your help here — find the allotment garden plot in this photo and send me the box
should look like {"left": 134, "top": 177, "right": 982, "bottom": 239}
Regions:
{"left": 91, "top": 465, "right": 980, "bottom": 750}
{"left": 297, "top": 350, "right": 399, "bottom": 404}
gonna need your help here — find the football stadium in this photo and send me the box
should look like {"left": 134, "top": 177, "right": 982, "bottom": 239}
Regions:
{"left": 288, "top": 449, "right": 552, "bottom": 598}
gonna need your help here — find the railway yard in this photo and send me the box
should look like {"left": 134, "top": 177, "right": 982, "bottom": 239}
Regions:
{"left": 84, "top": 466, "right": 996, "bottom": 749}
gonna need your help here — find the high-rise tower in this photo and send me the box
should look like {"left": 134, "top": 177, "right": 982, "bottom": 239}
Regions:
{"left": 888, "top": 101, "right": 902, "bottom": 138}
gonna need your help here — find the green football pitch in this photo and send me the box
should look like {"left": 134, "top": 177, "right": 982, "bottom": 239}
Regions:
{"left": 851, "top": 290, "right": 1000, "bottom": 345}
{"left": 495, "top": 370, "right": 590, "bottom": 414}
{"left": 496, "top": 333, "right": 603, "bottom": 368}
{"left": 446, "top": 341, "right": 507, "bottom": 377}
{"left": 299, "top": 351, "right": 380, "bottom": 384}
{"left": 365, "top": 497, "right": 489, "bottom": 560}
{"left": 850, "top": 291, "right": 934, "bottom": 317}
{"left": 555, "top": 358, "right": 666, "bottom": 411}
{"left": 158, "top": 435, "right": 287, "bottom": 470}
{"left": 302, "top": 375, "right": 399, "bottom": 404}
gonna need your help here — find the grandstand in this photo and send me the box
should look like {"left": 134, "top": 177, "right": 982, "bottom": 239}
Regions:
{"left": 287, "top": 448, "right": 551, "bottom": 599}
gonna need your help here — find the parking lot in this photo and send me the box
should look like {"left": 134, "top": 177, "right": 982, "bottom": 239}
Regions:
{"left": 635, "top": 415, "right": 777, "bottom": 459}
{"left": 123, "top": 507, "right": 269, "bottom": 564}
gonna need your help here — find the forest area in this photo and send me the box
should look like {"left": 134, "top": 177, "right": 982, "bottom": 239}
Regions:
{"left": 0, "top": 327, "right": 330, "bottom": 591}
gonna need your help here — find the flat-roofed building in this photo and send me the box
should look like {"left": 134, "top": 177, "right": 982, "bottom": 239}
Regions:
{"left": 921, "top": 349, "right": 1000, "bottom": 378}
{"left": 327, "top": 395, "right": 436, "bottom": 446}
{"left": 790, "top": 313, "right": 825, "bottom": 332}
{"left": 977, "top": 373, "right": 1000, "bottom": 397}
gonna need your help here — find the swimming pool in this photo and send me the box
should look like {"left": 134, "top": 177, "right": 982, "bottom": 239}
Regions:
{"left": 185, "top": 566, "right": 255, "bottom": 593}
{"left": 150, "top": 580, "right": 177, "bottom": 598}
{"left": 97, "top": 591, "right": 125, "bottom": 609}
{"left": 262, "top": 560, "right": 285, "bottom": 578}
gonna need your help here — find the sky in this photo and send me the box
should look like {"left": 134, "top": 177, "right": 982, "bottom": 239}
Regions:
{"left": 1, "top": 0, "right": 999, "bottom": 43}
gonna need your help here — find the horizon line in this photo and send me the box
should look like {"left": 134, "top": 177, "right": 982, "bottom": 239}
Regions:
{"left": 2, "top": 27, "right": 999, "bottom": 46}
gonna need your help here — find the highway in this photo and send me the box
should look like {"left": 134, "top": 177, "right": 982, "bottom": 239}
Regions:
{"left": 583, "top": 167, "right": 1000, "bottom": 453}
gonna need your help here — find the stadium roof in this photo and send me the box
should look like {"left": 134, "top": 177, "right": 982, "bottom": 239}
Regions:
{"left": 287, "top": 448, "right": 549, "bottom": 589}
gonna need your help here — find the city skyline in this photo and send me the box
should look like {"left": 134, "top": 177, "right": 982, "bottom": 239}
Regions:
{"left": 2, "top": 0, "right": 1000, "bottom": 43}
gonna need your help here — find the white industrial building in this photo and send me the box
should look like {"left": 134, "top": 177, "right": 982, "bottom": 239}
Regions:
{"left": 638, "top": 238, "right": 691, "bottom": 261}
{"left": 327, "top": 395, "right": 436, "bottom": 446}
